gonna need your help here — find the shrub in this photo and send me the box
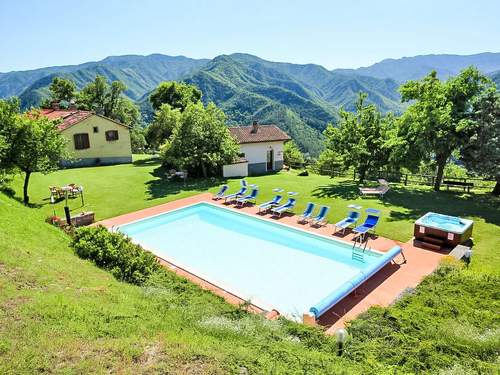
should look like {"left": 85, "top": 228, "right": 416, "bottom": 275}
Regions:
{"left": 70, "top": 225, "right": 160, "bottom": 285}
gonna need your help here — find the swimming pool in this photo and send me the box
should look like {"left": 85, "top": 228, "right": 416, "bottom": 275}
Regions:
{"left": 119, "top": 202, "right": 401, "bottom": 320}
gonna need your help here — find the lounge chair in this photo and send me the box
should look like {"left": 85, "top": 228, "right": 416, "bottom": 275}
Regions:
{"left": 297, "top": 202, "right": 315, "bottom": 223}
{"left": 353, "top": 209, "right": 380, "bottom": 240}
{"left": 223, "top": 186, "right": 247, "bottom": 203}
{"left": 236, "top": 187, "right": 259, "bottom": 206}
{"left": 212, "top": 185, "right": 228, "bottom": 200}
{"left": 271, "top": 198, "right": 296, "bottom": 217}
{"left": 359, "top": 179, "right": 390, "bottom": 198}
{"left": 334, "top": 205, "right": 361, "bottom": 234}
{"left": 310, "top": 206, "right": 330, "bottom": 227}
{"left": 258, "top": 195, "right": 282, "bottom": 212}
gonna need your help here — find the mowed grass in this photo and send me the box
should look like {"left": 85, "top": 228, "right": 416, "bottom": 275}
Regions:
{"left": 1, "top": 155, "right": 499, "bottom": 373}
{"left": 10, "top": 155, "right": 500, "bottom": 273}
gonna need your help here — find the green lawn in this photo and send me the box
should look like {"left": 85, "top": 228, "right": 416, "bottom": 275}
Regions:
{"left": 11, "top": 155, "right": 500, "bottom": 273}
{"left": 2, "top": 156, "right": 499, "bottom": 373}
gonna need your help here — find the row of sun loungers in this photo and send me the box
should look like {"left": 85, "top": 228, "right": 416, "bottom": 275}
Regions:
{"left": 213, "top": 180, "right": 380, "bottom": 240}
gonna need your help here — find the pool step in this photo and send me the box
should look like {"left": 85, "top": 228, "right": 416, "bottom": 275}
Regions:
{"left": 420, "top": 241, "right": 442, "bottom": 251}
{"left": 422, "top": 236, "right": 445, "bottom": 246}
{"left": 419, "top": 235, "right": 445, "bottom": 250}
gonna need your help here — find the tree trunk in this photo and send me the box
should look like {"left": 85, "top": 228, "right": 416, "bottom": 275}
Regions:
{"left": 201, "top": 163, "right": 207, "bottom": 178}
{"left": 492, "top": 176, "right": 500, "bottom": 196}
{"left": 357, "top": 166, "right": 367, "bottom": 184}
{"left": 433, "top": 156, "right": 447, "bottom": 191}
{"left": 23, "top": 171, "right": 31, "bottom": 204}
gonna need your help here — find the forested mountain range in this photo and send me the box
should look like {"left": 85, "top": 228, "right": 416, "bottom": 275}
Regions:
{"left": 2, "top": 52, "right": 500, "bottom": 155}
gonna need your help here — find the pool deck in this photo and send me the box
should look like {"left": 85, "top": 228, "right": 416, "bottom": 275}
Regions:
{"left": 98, "top": 193, "right": 447, "bottom": 334}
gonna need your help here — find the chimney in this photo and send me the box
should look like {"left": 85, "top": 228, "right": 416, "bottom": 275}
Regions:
{"left": 251, "top": 120, "right": 258, "bottom": 133}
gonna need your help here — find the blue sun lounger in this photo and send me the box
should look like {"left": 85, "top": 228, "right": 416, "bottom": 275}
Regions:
{"left": 353, "top": 209, "right": 380, "bottom": 240}
{"left": 236, "top": 187, "right": 259, "bottom": 205}
{"left": 258, "top": 195, "right": 282, "bottom": 212}
{"left": 334, "top": 205, "right": 361, "bottom": 233}
{"left": 310, "top": 205, "right": 330, "bottom": 227}
{"left": 298, "top": 202, "right": 315, "bottom": 223}
{"left": 271, "top": 198, "right": 296, "bottom": 217}
{"left": 223, "top": 186, "right": 247, "bottom": 203}
{"left": 212, "top": 185, "right": 228, "bottom": 200}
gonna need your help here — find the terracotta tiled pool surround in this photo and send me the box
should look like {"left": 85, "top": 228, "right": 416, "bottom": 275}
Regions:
{"left": 98, "top": 193, "right": 446, "bottom": 334}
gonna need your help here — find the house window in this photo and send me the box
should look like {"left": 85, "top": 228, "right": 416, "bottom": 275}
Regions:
{"left": 93, "top": 126, "right": 99, "bottom": 133}
{"left": 74, "top": 133, "right": 90, "bottom": 150}
{"left": 105, "top": 130, "right": 119, "bottom": 141}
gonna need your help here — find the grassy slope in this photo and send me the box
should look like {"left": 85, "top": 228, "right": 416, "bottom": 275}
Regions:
{"left": 2, "top": 157, "right": 499, "bottom": 373}
{"left": 0, "top": 192, "right": 363, "bottom": 374}
{"left": 11, "top": 156, "right": 500, "bottom": 273}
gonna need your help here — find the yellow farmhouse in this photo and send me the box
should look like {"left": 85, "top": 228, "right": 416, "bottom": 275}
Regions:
{"left": 42, "top": 107, "right": 132, "bottom": 167}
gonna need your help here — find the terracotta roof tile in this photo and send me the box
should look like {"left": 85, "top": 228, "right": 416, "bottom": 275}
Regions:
{"left": 228, "top": 125, "right": 290, "bottom": 144}
{"left": 41, "top": 109, "right": 93, "bottom": 131}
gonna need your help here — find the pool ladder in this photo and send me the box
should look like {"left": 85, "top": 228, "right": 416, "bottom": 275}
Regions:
{"left": 352, "top": 236, "right": 369, "bottom": 262}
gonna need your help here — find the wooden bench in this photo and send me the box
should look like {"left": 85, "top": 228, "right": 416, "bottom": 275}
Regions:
{"left": 443, "top": 180, "right": 474, "bottom": 193}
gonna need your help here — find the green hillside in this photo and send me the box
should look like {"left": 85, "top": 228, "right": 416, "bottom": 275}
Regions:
{"left": 7, "top": 52, "right": 500, "bottom": 155}
{"left": 8, "top": 54, "right": 209, "bottom": 108}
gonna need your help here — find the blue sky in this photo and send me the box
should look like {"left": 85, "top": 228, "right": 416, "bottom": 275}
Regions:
{"left": 1, "top": 0, "right": 499, "bottom": 72}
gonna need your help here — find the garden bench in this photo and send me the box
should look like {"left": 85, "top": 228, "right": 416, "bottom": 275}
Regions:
{"left": 442, "top": 180, "right": 474, "bottom": 193}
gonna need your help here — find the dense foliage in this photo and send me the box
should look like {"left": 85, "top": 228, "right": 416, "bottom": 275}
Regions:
{"left": 48, "top": 77, "right": 76, "bottom": 103}
{"left": 149, "top": 81, "right": 201, "bottom": 111}
{"left": 160, "top": 102, "right": 239, "bottom": 177}
{"left": 71, "top": 225, "right": 160, "bottom": 285}
{"left": 321, "top": 93, "right": 396, "bottom": 183}
{"left": 461, "top": 89, "right": 500, "bottom": 195}
{"left": 283, "top": 140, "right": 305, "bottom": 167}
{"left": 395, "top": 67, "right": 494, "bottom": 191}
{"left": 0, "top": 101, "right": 68, "bottom": 203}
{"left": 145, "top": 103, "right": 183, "bottom": 150}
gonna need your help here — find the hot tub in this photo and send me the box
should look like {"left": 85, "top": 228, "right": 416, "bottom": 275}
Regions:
{"left": 414, "top": 212, "right": 473, "bottom": 247}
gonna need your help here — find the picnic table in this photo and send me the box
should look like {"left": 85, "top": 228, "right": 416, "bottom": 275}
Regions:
{"left": 442, "top": 180, "right": 474, "bottom": 193}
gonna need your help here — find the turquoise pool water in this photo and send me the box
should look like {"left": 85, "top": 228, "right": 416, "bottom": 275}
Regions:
{"left": 119, "top": 203, "right": 400, "bottom": 319}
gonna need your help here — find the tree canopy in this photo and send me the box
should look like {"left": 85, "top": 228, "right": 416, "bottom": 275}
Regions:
{"left": 2, "top": 109, "right": 68, "bottom": 204}
{"left": 160, "top": 102, "right": 239, "bottom": 177}
{"left": 145, "top": 104, "right": 182, "bottom": 150}
{"left": 460, "top": 89, "right": 500, "bottom": 195}
{"left": 48, "top": 77, "right": 76, "bottom": 103}
{"left": 396, "top": 67, "right": 494, "bottom": 191}
{"left": 283, "top": 140, "right": 305, "bottom": 167}
{"left": 149, "top": 81, "right": 201, "bottom": 112}
{"left": 321, "top": 93, "right": 395, "bottom": 183}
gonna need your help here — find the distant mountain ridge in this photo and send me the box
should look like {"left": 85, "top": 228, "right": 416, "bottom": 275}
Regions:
{"left": 2, "top": 51, "right": 500, "bottom": 155}
{"left": 337, "top": 52, "right": 500, "bottom": 82}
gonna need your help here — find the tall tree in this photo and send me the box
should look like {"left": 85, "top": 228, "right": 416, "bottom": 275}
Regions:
{"left": 0, "top": 98, "right": 21, "bottom": 173}
{"left": 49, "top": 77, "right": 76, "bottom": 103}
{"left": 283, "top": 140, "right": 305, "bottom": 167}
{"left": 322, "top": 93, "right": 395, "bottom": 183}
{"left": 150, "top": 82, "right": 201, "bottom": 112}
{"left": 398, "top": 67, "right": 493, "bottom": 191}
{"left": 461, "top": 89, "right": 500, "bottom": 195}
{"left": 78, "top": 75, "right": 140, "bottom": 127}
{"left": 12, "top": 111, "right": 68, "bottom": 204}
{"left": 145, "top": 104, "right": 182, "bottom": 149}
{"left": 160, "top": 102, "right": 239, "bottom": 177}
